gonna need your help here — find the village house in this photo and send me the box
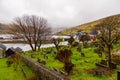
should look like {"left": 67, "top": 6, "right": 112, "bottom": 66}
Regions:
{"left": 74, "top": 32, "right": 97, "bottom": 42}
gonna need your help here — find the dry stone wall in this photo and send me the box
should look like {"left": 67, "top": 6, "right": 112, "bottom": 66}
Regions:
{"left": 19, "top": 54, "right": 70, "bottom": 80}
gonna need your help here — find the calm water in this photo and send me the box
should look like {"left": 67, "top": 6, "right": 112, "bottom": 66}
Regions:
{"left": 3, "top": 41, "right": 68, "bottom": 51}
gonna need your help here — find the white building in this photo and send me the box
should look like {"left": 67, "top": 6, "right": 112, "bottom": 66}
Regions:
{"left": 52, "top": 35, "right": 70, "bottom": 41}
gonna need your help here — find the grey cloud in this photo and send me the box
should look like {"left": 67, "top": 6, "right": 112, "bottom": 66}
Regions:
{"left": 0, "top": 0, "right": 120, "bottom": 28}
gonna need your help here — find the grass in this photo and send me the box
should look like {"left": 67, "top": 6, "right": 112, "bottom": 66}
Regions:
{"left": 23, "top": 42, "right": 120, "bottom": 80}
{"left": 0, "top": 58, "right": 35, "bottom": 80}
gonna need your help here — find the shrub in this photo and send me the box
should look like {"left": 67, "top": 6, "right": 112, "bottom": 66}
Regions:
{"left": 77, "top": 44, "right": 82, "bottom": 52}
{"left": 56, "top": 48, "right": 74, "bottom": 74}
{"left": 72, "top": 42, "right": 79, "bottom": 47}
{"left": 68, "top": 36, "right": 75, "bottom": 46}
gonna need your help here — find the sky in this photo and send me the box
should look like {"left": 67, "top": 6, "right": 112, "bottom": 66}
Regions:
{"left": 0, "top": 0, "right": 120, "bottom": 28}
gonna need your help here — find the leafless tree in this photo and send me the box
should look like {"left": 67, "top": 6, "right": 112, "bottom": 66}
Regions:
{"left": 52, "top": 38, "right": 61, "bottom": 52}
{"left": 79, "top": 32, "right": 90, "bottom": 47}
{"left": 96, "top": 15, "right": 120, "bottom": 69}
{"left": 10, "top": 15, "right": 51, "bottom": 51}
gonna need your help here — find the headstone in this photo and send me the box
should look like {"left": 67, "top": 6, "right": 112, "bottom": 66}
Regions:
{"left": 31, "top": 54, "right": 35, "bottom": 58}
{"left": 94, "top": 70, "right": 102, "bottom": 76}
{"left": 111, "top": 62, "right": 117, "bottom": 69}
{"left": 81, "top": 52, "right": 85, "bottom": 57}
{"left": 45, "top": 56, "right": 48, "bottom": 59}
{"left": 6, "top": 59, "right": 13, "bottom": 67}
{"left": 98, "top": 51, "right": 102, "bottom": 57}
{"left": 54, "top": 51, "right": 56, "bottom": 55}
{"left": 41, "top": 60, "right": 46, "bottom": 65}
{"left": 10, "top": 47, "right": 15, "bottom": 51}
{"left": 100, "top": 60, "right": 107, "bottom": 65}
{"left": 53, "top": 67, "right": 59, "bottom": 72}
{"left": 43, "top": 54, "right": 46, "bottom": 59}
{"left": 105, "top": 51, "right": 109, "bottom": 60}
{"left": 37, "top": 58, "right": 41, "bottom": 63}
{"left": 77, "top": 45, "right": 81, "bottom": 52}
{"left": 46, "top": 51, "right": 51, "bottom": 54}
{"left": 15, "top": 47, "right": 23, "bottom": 52}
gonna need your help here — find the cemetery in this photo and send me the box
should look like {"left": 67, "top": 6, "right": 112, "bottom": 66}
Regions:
{"left": 0, "top": 8, "right": 119, "bottom": 80}
{"left": 0, "top": 34, "right": 120, "bottom": 80}
{"left": 23, "top": 40, "right": 120, "bottom": 80}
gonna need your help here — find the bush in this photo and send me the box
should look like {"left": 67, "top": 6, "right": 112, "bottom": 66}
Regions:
{"left": 77, "top": 44, "right": 82, "bottom": 52}
{"left": 56, "top": 48, "right": 74, "bottom": 74}
{"left": 72, "top": 42, "right": 79, "bottom": 47}
{"left": 68, "top": 36, "right": 75, "bottom": 46}
{"left": 91, "top": 41, "right": 99, "bottom": 47}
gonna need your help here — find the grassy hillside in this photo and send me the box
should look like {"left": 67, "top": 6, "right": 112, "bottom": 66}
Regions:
{"left": 57, "top": 14, "right": 120, "bottom": 35}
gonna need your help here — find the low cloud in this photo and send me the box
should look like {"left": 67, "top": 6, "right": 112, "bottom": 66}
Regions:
{"left": 0, "top": 0, "right": 120, "bottom": 28}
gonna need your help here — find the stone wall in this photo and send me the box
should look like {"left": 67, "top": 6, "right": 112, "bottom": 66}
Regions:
{"left": 19, "top": 54, "right": 70, "bottom": 80}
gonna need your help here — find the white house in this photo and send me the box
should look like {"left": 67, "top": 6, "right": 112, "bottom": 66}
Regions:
{"left": 52, "top": 35, "right": 70, "bottom": 41}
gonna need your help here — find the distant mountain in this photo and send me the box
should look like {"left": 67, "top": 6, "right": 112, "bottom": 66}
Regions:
{"left": 0, "top": 23, "right": 10, "bottom": 34}
{"left": 57, "top": 14, "right": 120, "bottom": 35}
{"left": 52, "top": 27, "right": 68, "bottom": 34}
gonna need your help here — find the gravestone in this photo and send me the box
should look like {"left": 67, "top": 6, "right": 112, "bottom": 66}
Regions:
{"left": 53, "top": 67, "right": 59, "bottom": 72}
{"left": 37, "top": 58, "right": 41, "bottom": 63}
{"left": 111, "top": 62, "right": 117, "bottom": 69}
{"left": 15, "top": 47, "right": 23, "bottom": 52}
{"left": 9, "top": 47, "right": 15, "bottom": 51}
{"left": 98, "top": 51, "right": 102, "bottom": 57}
{"left": 94, "top": 70, "right": 102, "bottom": 76}
{"left": 77, "top": 45, "right": 82, "bottom": 52}
{"left": 81, "top": 52, "right": 85, "bottom": 57}
{"left": 100, "top": 60, "right": 107, "bottom": 65}
{"left": 40, "top": 60, "right": 46, "bottom": 65}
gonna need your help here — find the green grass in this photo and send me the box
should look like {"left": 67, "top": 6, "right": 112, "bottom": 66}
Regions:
{"left": 0, "top": 58, "right": 35, "bottom": 80}
{"left": 24, "top": 43, "right": 120, "bottom": 80}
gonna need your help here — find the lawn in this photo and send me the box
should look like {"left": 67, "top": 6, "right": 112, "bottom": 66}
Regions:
{"left": 0, "top": 58, "right": 35, "bottom": 80}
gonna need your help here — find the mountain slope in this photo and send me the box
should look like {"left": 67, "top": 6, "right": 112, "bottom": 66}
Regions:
{"left": 57, "top": 14, "right": 120, "bottom": 35}
{"left": 0, "top": 23, "right": 11, "bottom": 34}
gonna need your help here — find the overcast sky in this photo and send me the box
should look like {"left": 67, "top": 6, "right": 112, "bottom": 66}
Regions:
{"left": 0, "top": 0, "right": 120, "bottom": 28}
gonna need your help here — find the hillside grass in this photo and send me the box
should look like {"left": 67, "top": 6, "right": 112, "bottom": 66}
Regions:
{"left": 24, "top": 42, "right": 120, "bottom": 80}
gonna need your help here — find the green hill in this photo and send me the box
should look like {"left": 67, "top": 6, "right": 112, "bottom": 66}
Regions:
{"left": 57, "top": 14, "right": 120, "bottom": 35}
